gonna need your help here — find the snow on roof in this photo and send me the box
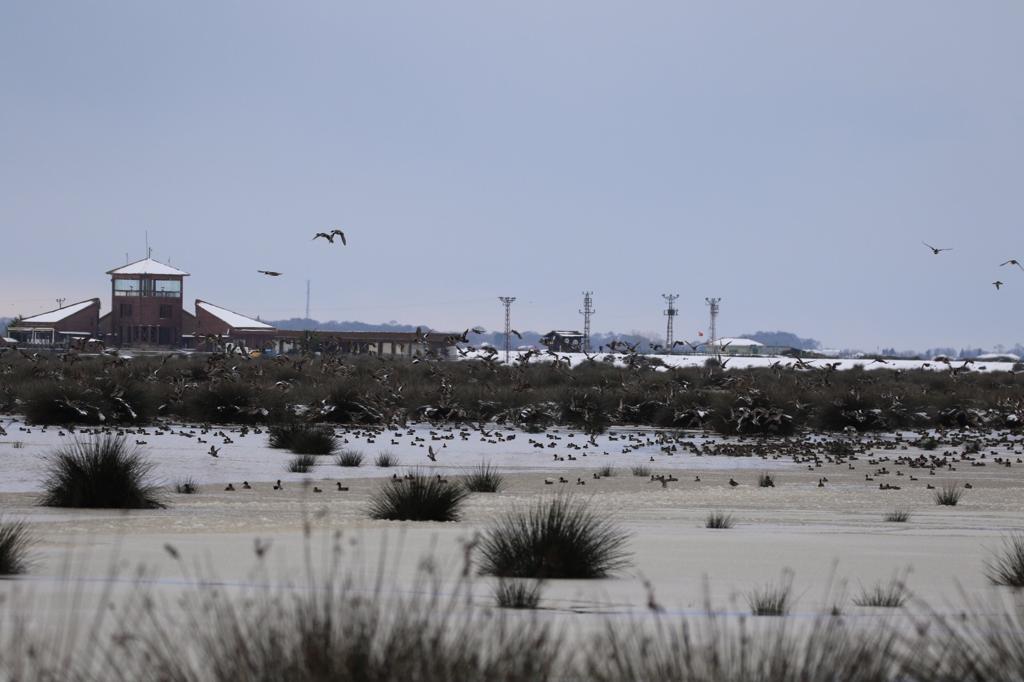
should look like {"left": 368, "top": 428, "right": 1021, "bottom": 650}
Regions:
{"left": 196, "top": 300, "right": 274, "bottom": 330}
{"left": 107, "top": 257, "right": 189, "bottom": 276}
{"left": 547, "top": 330, "right": 583, "bottom": 336}
{"left": 715, "top": 337, "right": 764, "bottom": 346}
{"left": 17, "top": 299, "right": 97, "bottom": 325}
{"left": 977, "top": 353, "right": 1020, "bottom": 361}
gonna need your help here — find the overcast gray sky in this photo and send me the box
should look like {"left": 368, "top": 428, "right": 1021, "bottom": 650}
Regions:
{"left": 1, "top": 1, "right": 1021, "bottom": 350}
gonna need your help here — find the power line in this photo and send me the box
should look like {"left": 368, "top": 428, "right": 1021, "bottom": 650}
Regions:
{"left": 662, "top": 294, "right": 679, "bottom": 351}
{"left": 579, "top": 291, "right": 595, "bottom": 352}
{"left": 498, "top": 296, "right": 516, "bottom": 364}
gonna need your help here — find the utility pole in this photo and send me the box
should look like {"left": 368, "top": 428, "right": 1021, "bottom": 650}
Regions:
{"left": 305, "top": 280, "right": 311, "bottom": 321}
{"left": 498, "top": 296, "right": 516, "bottom": 364}
{"left": 705, "top": 297, "right": 721, "bottom": 346}
{"left": 662, "top": 294, "right": 679, "bottom": 351}
{"left": 579, "top": 291, "right": 595, "bottom": 352}
{"left": 55, "top": 298, "right": 66, "bottom": 309}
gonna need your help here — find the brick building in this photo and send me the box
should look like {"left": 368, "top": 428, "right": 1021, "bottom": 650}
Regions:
{"left": 7, "top": 298, "right": 101, "bottom": 346}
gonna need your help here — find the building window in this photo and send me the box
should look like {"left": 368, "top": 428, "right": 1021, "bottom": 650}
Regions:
{"left": 159, "top": 304, "right": 172, "bottom": 319}
{"left": 150, "top": 279, "right": 181, "bottom": 297}
{"left": 120, "top": 303, "right": 132, "bottom": 317}
{"left": 113, "top": 278, "right": 141, "bottom": 296}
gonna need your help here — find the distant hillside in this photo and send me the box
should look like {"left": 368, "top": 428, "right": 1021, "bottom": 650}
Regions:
{"left": 739, "top": 331, "right": 821, "bottom": 350}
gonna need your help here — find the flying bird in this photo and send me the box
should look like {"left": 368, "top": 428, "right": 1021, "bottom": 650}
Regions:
{"left": 1000, "top": 259, "right": 1024, "bottom": 271}
{"left": 313, "top": 229, "right": 347, "bottom": 245}
{"left": 994, "top": 280, "right": 1004, "bottom": 290}
{"left": 258, "top": 270, "right": 282, "bottom": 277}
{"left": 922, "top": 241, "right": 952, "bottom": 255}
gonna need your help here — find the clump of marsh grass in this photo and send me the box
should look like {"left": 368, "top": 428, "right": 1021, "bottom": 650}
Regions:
{"left": 935, "top": 483, "right": 963, "bottom": 506}
{"left": 853, "top": 579, "right": 906, "bottom": 608}
{"left": 478, "top": 494, "right": 631, "bottom": 579}
{"left": 0, "top": 519, "right": 34, "bottom": 575}
{"left": 461, "top": 462, "right": 504, "bottom": 493}
{"left": 334, "top": 449, "right": 364, "bottom": 467}
{"left": 631, "top": 465, "right": 651, "bottom": 477}
{"left": 174, "top": 477, "right": 198, "bottom": 495}
{"left": 374, "top": 451, "right": 399, "bottom": 468}
{"left": 985, "top": 533, "right": 1024, "bottom": 588}
{"left": 493, "top": 579, "right": 544, "bottom": 609}
{"left": 286, "top": 454, "right": 318, "bottom": 473}
{"left": 39, "top": 435, "right": 164, "bottom": 509}
{"left": 368, "top": 471, "right": 467, "bottom": 521}
{"left": 268, "top": 424, "right": 336, "bottom": 455}
{"left": 596, "top": 465, "right": 616, "bottom": 477}
{"left": 884, "top": 507, "right": 912, "bottom": 523}
{"left": 705, "top": 511, "right": 734, "bottom": 529}
{"left": 747, "top": 573, "right": 794, "bottom": 616}
{"left": 758, "top": 472, "right": 776, "bottom": 488}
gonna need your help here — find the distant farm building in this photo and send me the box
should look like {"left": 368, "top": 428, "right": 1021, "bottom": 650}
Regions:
{"left": 541, "top": 330, "right": 584, "bottom": 353}
{"left": 104, "top": 258, "right": 189, "bottom": 347}
{"left": 7, "top": 298, "right": 101, "bottom": 346}
{"left": 190, "top": 300, "right": 277, "bottom": 350}
{"left": 700, "top": 337, "right": 798, "bottom": 356}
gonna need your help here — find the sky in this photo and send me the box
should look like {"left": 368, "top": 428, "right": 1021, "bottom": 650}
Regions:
{"left": 1, "top": 1, "right": 1022, "bottom": 351}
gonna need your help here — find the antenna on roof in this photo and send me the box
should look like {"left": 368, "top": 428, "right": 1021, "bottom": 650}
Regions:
{"left": 305, "top": 280, "right": 311, "bottom": 320}
{"left": 145, "top": 230, "right": 151, "bottom": 259}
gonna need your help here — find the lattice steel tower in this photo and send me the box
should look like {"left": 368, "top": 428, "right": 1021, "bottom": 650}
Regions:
{"left": 579, "top": 291, "right": 595, "bottom": 352}
{"left": 705, "top": 297, "right": 721, "bottom": 345}
{"left": 498, "top": 296, "right": 516, "bottom": 363}
{"left": 662, "top": 294, "right": 679, "bottom": 350}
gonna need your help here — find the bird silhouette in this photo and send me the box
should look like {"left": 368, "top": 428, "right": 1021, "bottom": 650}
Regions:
{"left": 313, "top": 229, "right": 347, "bottom": 245}
{"left": 258, "top": 270, "right": 283, "bottom": 277}
{"left": 994, "top": 281, "right": 1004, "bottom": 290}
{"left": 427, "top": 445, "right": 437, "bottom": 461}
{"left": 208, "top": 445, "right": 219, "bottom": 457}
{"left": 922, "top": 241, "right": 952, "bottom": 255}
{"left": 1000, "top": 259, "right": 1024, "bottom": 271}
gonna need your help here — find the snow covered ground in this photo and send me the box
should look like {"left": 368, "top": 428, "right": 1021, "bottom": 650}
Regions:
{"left": 0, "top": 418, "right": 792, "bottom": 494}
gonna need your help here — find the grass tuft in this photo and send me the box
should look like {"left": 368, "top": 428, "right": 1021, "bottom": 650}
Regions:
{"left": 935, "top": 483, "right": 963, "bottom": 506}
{"left": 39, "top": 435, "right": 164, "bottom": 509}
{"left": 268, "top": 424, "right": 336, "bottom": 455}
{"left": 853, "top": 580, "right": 906, "bottom": 608}
{"left": 493, "top": 579, "right": 544, "bottom": 609}
{"left": 461, "top": 462, "right": 504, "bottom": 493}
{"left": 631, "top": 465, "right": 651, "bottom": 477}
{"left": 368, "top": 471, "right": 468, "bottom": 522}
{"left": 479, "top": 494, "right": 631, "bottom": 579}
{"left": 174, "top": 477, "right": 198, "bottom": 495}
{"left": 758, "top": 472, "right": 776, "bottom": 488}
{"left": 884, "top": 507, "right": 911, "bottom": 523}
{"left": 596, "top": 465, "right": 616, "bottom": 477}
{"left": 985, "top": 533, "right": 1024, "bottom": 588}
{"left": 286, "top": 454, "right": 318, "bottom": 473}
{"left": 747, "top": 575, "right": 794, "bottom": 616}
{"left": 334, "top": 449, "right": 364, "bottom": 467}
{"left": 374, "top": 451, "right": 399, "bottom": 468}
{"left": 0, "top": 519, "right": 34, "bottom": 575}
{"left": 705, "top": 511, "right": 735, "bottom": 529}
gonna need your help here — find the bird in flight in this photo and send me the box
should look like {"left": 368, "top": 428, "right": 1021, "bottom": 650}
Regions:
{"left": 1000, "top": 259, "right": 1024, "bottom": 271}
{"left": 313, "top": 229, "right": 347, "bottom": 245}
{"left": 994, "top": 280, "right": 1004, "bottom": 290}
{"left": 922, "top": 241, "right": 952, "bottom": 255}
{"left": 258, "top": 270, "right": 283, "bottom": 277}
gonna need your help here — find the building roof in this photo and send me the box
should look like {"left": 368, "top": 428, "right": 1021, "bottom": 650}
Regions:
{"left": 714, "top": 337, "right": 764, "bottom": 347}
{"left": 14, "top": 299, "right": 98, "bottom": 325}
{"left": 107, "top": 257, "right": 189, "bottom": 277}
{"left": 196, "top": 300, "right": 274, "bottom": 330}
{"left": 544, "top": 330, "right": 583, "bottom": 337}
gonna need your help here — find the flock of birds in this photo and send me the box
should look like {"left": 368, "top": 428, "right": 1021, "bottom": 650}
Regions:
{"left": 922, "top": 240, "right": 1024, "bottom": 290}
{"left": 256, "top": 229, "right": 348, "bottom": 278}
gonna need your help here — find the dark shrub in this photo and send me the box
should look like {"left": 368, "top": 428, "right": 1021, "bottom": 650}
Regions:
{"left": 39, "top": 435, "right": 164, "bottom": 509}
{"left": 268, "top": 424, "right": 303, "bottom": 449}
{"left": 596, "top": 465, "right": 615, "bottom": 477}
{"left": 368, "top": 472, "right": 468, "bottom": 521}
{"left": 0, "top": 519, "right": 34, "bottom": 575}
{"left": 462, "top": 462, "right": 504, "bottom": 493}
{"left": 631, "top": 465, "right": 651, "bottom": 477}
{"left": 269, "top": 424, "right": 336, "bottom": 455}
{"left": 494, "top": 579, "right": 543, "bottom": 609}
{"left": 758, "top": 473, "right": 776, "bottom": 488}
{"left": 748, "top": 574, "right": 794, "bottom": 616}
{"left": 287, "top": 454, "right": 318, "bottom": 473}
{"left": 479, "top": 495, "right": 631, "bottom": 579}
{"left": 884, "top": 507, "right": 911, "bottom": 523}
{"left": 985, "top": 533, "right": 1024, "bottom": 588}
{"left": 335, "top": 449, "right": 364, "bottom": 467}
